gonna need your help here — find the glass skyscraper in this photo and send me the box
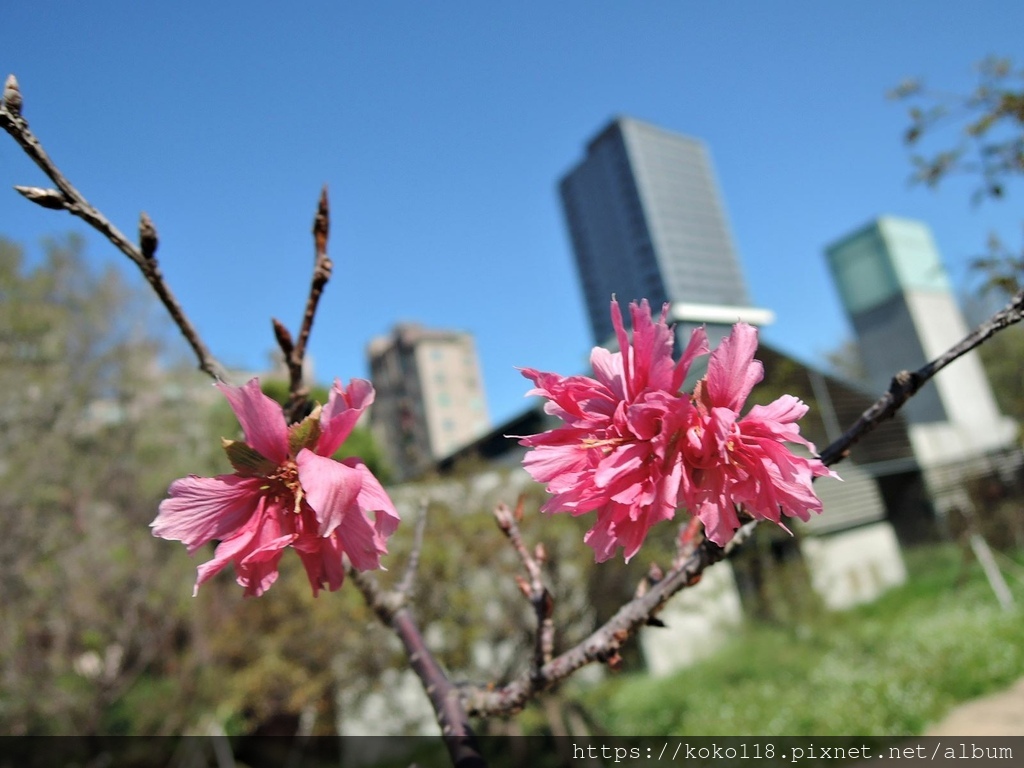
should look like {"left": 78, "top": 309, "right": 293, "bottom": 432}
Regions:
{"left": 559, "top": 116, "right": 771, "bottom": 349}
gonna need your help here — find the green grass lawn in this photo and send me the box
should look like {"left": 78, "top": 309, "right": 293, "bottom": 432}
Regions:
{"left": 585, "top": 544, "right": 1024, "bottom": 736}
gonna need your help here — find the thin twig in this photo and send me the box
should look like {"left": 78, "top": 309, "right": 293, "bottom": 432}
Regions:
{"left": 493, "top": 498, "right": 556, "bottom": 675}
{"left": 0, "top": 76, "right": 228, "bottom": 382}
{"left": 396, "top": 500, "right": 430, "bottom": 599}
{"left": 462, "top": 534, "right": 725, "bottom": 717}
{"left": 277, "top": 187, "right": 334, "bottom": 423}
{"left": 297, "top": 186, "right": 332, "bottom": 364}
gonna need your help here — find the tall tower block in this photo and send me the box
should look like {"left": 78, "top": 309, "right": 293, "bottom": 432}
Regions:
{"left": 559, "top": 117, "right": 773, "bottom": 351}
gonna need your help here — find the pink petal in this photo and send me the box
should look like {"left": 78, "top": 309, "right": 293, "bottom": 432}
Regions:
{"left": 344, "top": 458, "right": 402, "bottom": 540}
{"left": 235, "top": 552, "right": 285, "bottom": 597}
{"left": 152, "top": 474, "right": 263, "bottom": 554}
{"left": 626, "top": 394, "right": 672, "bottom": 441}
{"left": 521, "top": 368, "right": 617, "bottom": 425}
{"left": 594, "top": 443, "right": 646, "bottom": 489}
{"left": 610, "top": 299, "right": 634, "bottom": 399}
{"left": 294, "top": 535, "right": 347, "bottom": 596}
{"left": 590, "top": 347, "right": 626, "bottom": 400}
{"left": 317, "top": 378, "right": 375, "bottom": 457}
{"left": 296, "top": 449, "right": 364, "bottom": 537}
{"left": 523, "top": 450, "right": 586, "bottom": 487}
{"left": 673, "top": 326, "right": 710, "bottom": 391}
{"left": 334, "top": 503, "right": 386, "bottom": 571}
{"left": 695, "top": 495, "right": 742, "bottom": 547}
{"left": 742, "top": 395, "right": 814, "bottom": 449}
{"left": 746, "top": 394, "right": 808, "bottom": 425}
{"left": 582, "top": 499, "right": 666, "bottom": 563}
{"left": 704, "top": 323, "right": 764, "bottom": 411}
{"left": 582, "top": 504, "right": 625, "bottom": 563}
{"left": 194, "top": 520, "right": 259, "bottom": 594}
{"left": 192, "top": 496, "right": 291, "bottom": 596}
{"left": 234, "top": 500, "right": 294, "bottom": 596}
{"left": 216, "top": 378, "right": 289, "bottom": 464}
{"left": 626, "top": 300, "right": 677, "bottom": 393}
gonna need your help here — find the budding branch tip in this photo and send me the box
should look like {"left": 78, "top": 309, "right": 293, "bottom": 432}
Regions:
{"left": 272, "top": 318, "right": 295, "bottom": 355}
{"left": 139, "top": 212, "right": 159, "bottom": 260}
{"left": 15, "top": 185, "right": 65, "bottom": 210}
{"left": 3, "top": 74, "right": 23, "bottom": 117}
{"left": 313, "top": 186, "right": 330, "bottom": 252}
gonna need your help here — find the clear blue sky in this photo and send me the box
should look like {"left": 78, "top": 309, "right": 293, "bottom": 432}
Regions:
{"left": 3, "top": 3, "right": 1022, "bottom": 427}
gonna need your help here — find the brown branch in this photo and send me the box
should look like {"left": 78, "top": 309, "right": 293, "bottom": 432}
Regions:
{"left": 347, "top": 566, "right": 486, "bottom": 768}
{"left": 278, "top": 186, "right": 334, "bottom": 422}
{"left": 819, "top": 287, "right": 1024, "bottom": 466}
{"left": 462, "top": 534, "right": 725, "bottom": 717}
{"left": 298, "top": 186, "right": 332, "bottom": 362}
{"left": 493, "top": 498, "right": 555, "bottom": 675}
{"left": 0, "top": 75, "right": 228, "bottom": 382}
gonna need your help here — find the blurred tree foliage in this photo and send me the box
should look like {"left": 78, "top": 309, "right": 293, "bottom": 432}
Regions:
{"left": 892, "top": 56, "right": 1024, "bottom": 426}
{"left": 0, "top": 234, "right": 222, "bottom": 733}
{"left": 892, "top": 55, "right": 1024, "bottom": 295}
{"left": 975, "top": 322, "right": 1024, "bottom": 426}
{"left": 0, "top": 234, "right": 395, "bottom": 735}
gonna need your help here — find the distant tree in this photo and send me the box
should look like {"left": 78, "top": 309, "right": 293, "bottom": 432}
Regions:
{"left": 975, "top": 323, "right": 1024, "bottom": 426}
{"left": 0, "top": 234, "right": 222, "bottom": 734}
{"left": 892, "top": 56, "right": 1024, "bottom": 295}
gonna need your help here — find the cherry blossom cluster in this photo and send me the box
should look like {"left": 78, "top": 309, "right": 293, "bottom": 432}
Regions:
{"left": 518, "top": 299, "right": 837, "bottom": 561}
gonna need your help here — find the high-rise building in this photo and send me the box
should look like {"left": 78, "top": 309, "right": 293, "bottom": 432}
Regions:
{"left": 825, "top": 216, "right": 1017, "bottom": 470}
{"left": 367, "top": 323, "right": 490, "bottom": 482}
{"left": 559, "top": 116, "right": 773, "bottom": 350}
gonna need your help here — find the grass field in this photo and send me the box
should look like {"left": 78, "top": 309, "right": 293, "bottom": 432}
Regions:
{"left": 585, "top": 544, "right": 1024, "bottom": 736}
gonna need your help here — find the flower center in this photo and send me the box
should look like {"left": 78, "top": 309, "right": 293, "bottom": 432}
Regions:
{"left": 266, "top": 460, "right": 304, "bottom": 515}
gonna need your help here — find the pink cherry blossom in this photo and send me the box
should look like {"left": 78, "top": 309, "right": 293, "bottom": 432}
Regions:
{"left": 519, "top": 299, "right": 709, "bottom": 562}
{"left": 681, "top": 322, "right": 838, "bottom": 546}
{"left": 519, "top": 300, "right": 836, "bottom": 561}
{"left": 152, "top": 378, "right": 399, "bottom": 597}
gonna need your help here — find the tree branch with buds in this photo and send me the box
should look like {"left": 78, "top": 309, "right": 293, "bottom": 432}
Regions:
{"left": 0, "top": 75, "right": 228, "bottom": 383}
{"left": 493, "top": 498, "right": 556, "bottom": 676}
{"left": 273, "top": 187, "right": 334, "bottom": 423}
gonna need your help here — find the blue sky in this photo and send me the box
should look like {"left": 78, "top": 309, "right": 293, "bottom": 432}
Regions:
{"left": 3, "top": 3, "right": 1022, "bottom": 427}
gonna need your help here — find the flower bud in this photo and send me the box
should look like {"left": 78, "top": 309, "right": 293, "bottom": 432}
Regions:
{"left": 3, "top": 75, "right": 22, "bottom": 117}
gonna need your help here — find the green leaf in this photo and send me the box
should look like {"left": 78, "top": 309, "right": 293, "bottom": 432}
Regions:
{"left": 222, "top": 438, "right": 277, "bottom": 476}
{"left": 288, "top": 405, "right": 322, "bottom": 455}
